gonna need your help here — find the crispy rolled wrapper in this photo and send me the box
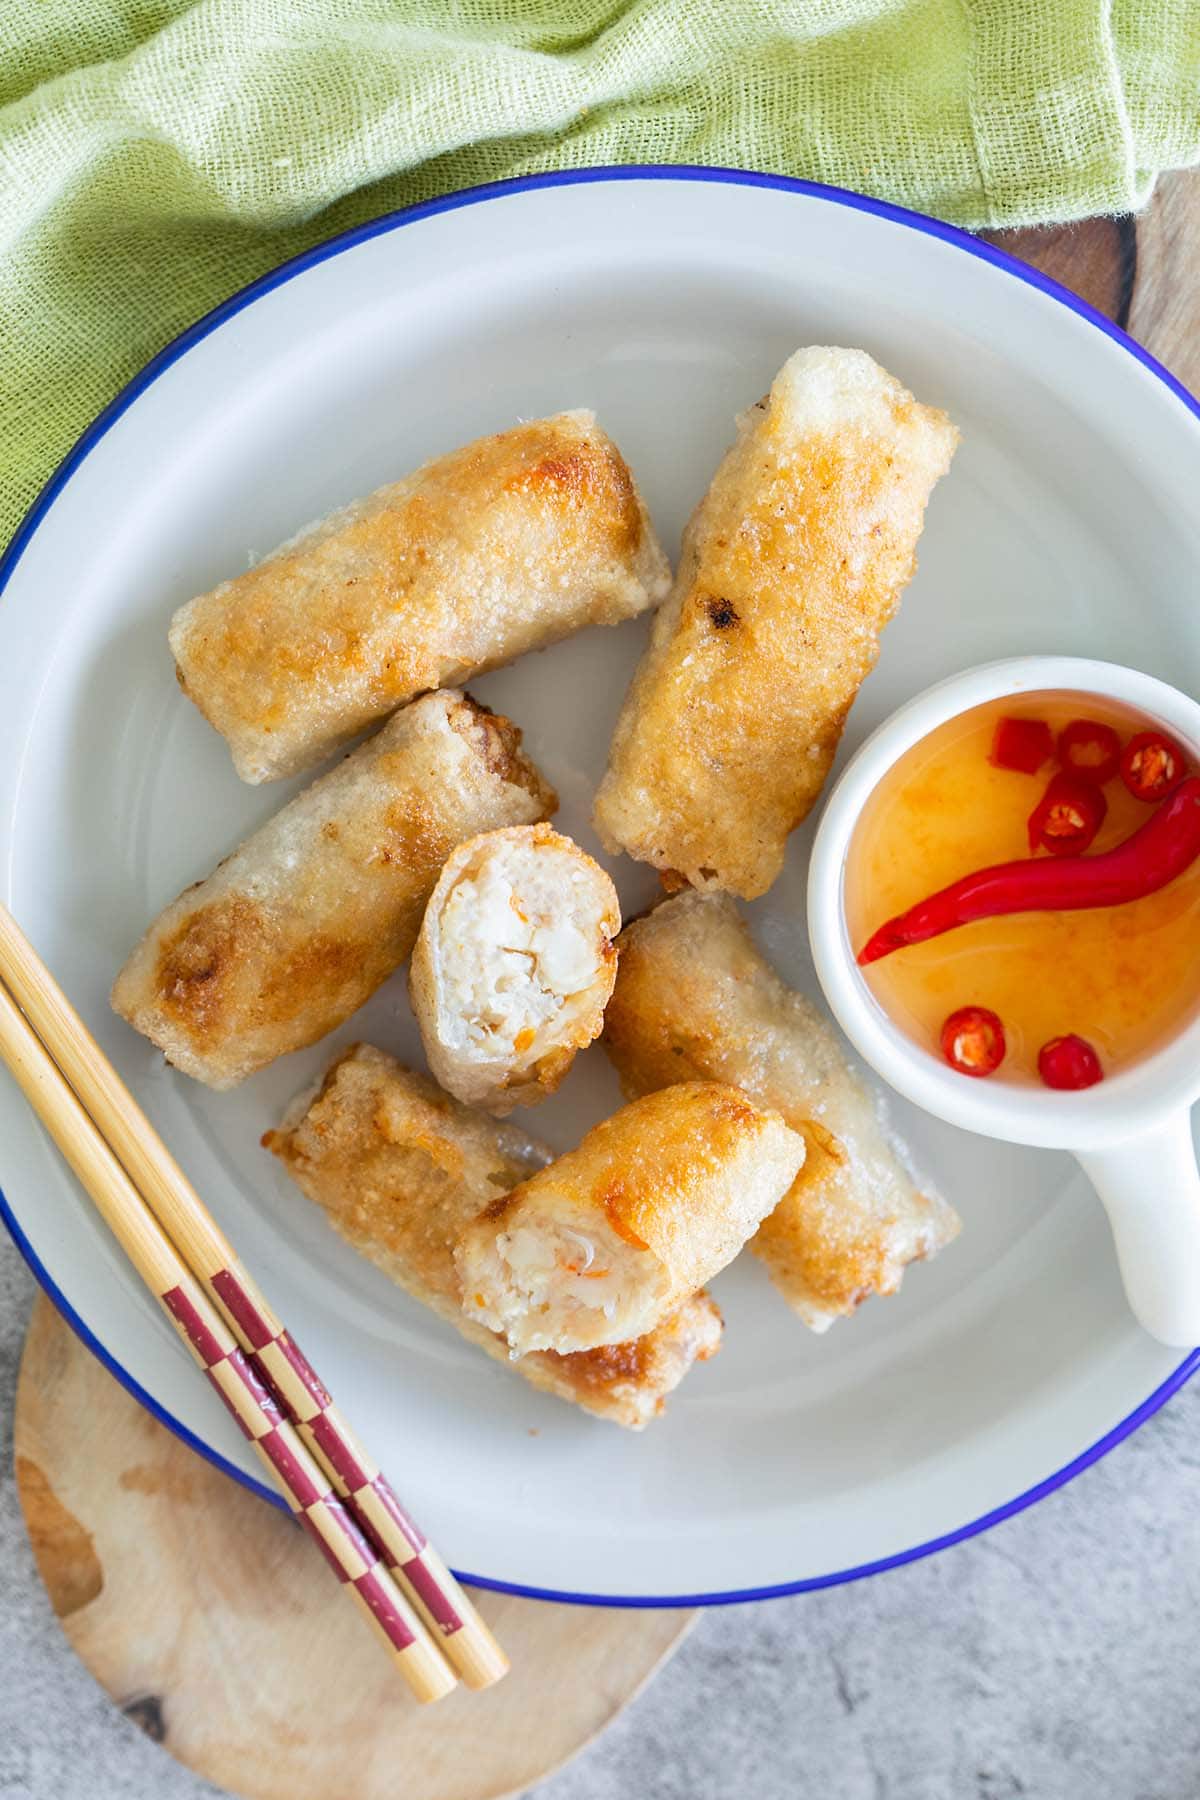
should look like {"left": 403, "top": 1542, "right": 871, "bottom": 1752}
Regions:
{"left": 265, "top": 1045, "right": 722, "bottom": 1429}
{"left": 171, "top": 411, "right": 672, "bottom": 783}
{"left": 603, "top": 891, "right": 960, "bottom": 1331}
{"left": 111, "top": 692, "right": 554, "bottom": 1089}
{"left": 455, "top": 1081, "right": 806, "bottom": 1356}
{"left": 594, "top": 346, "right": 959, "bottom": 898}
{"left": 409, "top": 824, "right": 620, "bottom": 1116}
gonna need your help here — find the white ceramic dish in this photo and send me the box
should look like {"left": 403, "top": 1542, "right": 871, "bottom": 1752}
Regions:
{"left": 2, "top": 169, "right": 1199, "bottom": 1606}
{"left": 808, "top": 656, "right": 1200, "bottom": 1349}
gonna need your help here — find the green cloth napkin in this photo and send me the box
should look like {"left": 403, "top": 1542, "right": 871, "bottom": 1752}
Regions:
{"left": 3, "top": 0, "right": 1198, "bottom": 546}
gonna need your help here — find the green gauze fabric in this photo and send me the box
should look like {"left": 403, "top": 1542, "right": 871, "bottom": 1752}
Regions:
{"left": 3, "top": 0, "right": 1199, "bottom": 546}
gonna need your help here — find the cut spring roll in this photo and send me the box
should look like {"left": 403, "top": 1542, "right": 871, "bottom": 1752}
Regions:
{"left": 409, "top": 824, "right": 620, "bottom": 1116}
{"left": 265, "top": 1046, "right": 722, "bottom": 1429}
{"left": 171, "top": 411, "right": 672, "bottom": 783}
{"left": 456, "top": 1081, "right": 806, "bottom": 1356}
{"left": 603, "top": 891, "right": 960, "bottom": 1331}
{"left": 112, "top": 692, "right": 554, "bottom": 1089}
{"left": 594, "top": 347, "right": 959, "bottom": 898}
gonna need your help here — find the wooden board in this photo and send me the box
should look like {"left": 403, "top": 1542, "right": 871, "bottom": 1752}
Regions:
{"left": 15, "top": 1295, "right": 693, "bottom": 1800}
{"left": 12, "top": 167, "right": 1200, "bottom": 1799}
{"left": 986, "top": 169, "right": 1200, "bottom": 391}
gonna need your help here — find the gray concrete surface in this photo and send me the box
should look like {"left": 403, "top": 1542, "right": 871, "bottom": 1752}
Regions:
{"left": 3, "top": 1232, "right": 1199, "bottom": 1800}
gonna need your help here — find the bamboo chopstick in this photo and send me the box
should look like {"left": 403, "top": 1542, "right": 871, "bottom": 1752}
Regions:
{"left": 0, "top": 974, "right": 455, "bottom": 1702}
{"left": 0, "top": 928, "right": 503, "bottom": 1699}
{"left": 0, "top": 907, "right": 507, "bottom": 1692}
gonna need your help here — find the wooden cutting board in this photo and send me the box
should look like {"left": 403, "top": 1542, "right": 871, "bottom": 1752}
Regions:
{"left": 11, "top": 168, "right": 1199, "bottom": 1800}
{"left": 15, "top": 1294, "right": 693, "bottom": 1800}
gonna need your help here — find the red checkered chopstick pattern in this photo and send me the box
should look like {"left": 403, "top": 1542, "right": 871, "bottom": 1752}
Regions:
{"left": 158, "top": 1273, "right": 455, "bottom": 1700}
{"left": 205, "top": 1261, "right": 504, "bottom": 1687}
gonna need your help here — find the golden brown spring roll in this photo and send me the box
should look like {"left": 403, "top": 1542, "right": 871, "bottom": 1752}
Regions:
{"left": 455, "top": 1081, "right": 806, "bottom": 1356}
{"left": 171, "top": 411, "right": 672, "bottom": 783}
{"left": 593, "top": 347, "right": 959, "bottom": 898}
{"left": 111, "top": 692, "right": 554, "bottom": 1089}
{"left": 603, "top": 891, "right": 960, "bottom": 1331}
{"left": 265, "top": 1045, "right": 722, "bottom": 1429}
{"left": 409, "top": 824, "right": 620, "bottom": 1116}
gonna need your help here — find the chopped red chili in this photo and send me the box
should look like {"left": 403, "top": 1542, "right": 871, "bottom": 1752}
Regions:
{"left": 1120, "top": 729, "right": 1188, "bottom": 803}
{"left": 1027, "top": 772, "right": 1106, "bottom": 856}
{"left": 857, "top": 776, "right": 1200, "bottom": 966}
{"left": 1038, "top": 1034, "right": 1103, "bottom": 1090}
{"left": 990, "top": 716, "right": 1054, "bottom": 775}
{"left": 1057, "top": 718, "right": 1121, "bottom": 786}
{"left": 940, "top": 1006, "right": 1006, "bottom": 1077}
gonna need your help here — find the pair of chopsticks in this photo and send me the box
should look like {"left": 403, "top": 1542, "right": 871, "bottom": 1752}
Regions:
{"left": 0, "top": 904, "right": 507, "bottom": 1704}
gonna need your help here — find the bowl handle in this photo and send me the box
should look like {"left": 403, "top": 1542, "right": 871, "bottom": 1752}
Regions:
{"left": 1078, "top": 1112, "right": 1200, "bottom": 1347}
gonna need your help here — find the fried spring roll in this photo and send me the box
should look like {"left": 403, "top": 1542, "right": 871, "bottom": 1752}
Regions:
{"left": 171, "top": 411, "right": 672, "bottom": 783}
{"left": 594, "top": 347, "right": 959, "bottom": 898}
{"left": 603, "top": 891, "right": 960, "bottom": 1331}
{"left": 455, "top": 1082, "right": 806, "bottom": 1356}
{"left": 409, "top": 824, "right": 620, "bottom": 1116}
{"left": 265, "top": 1046, "right": 722, "bottom": 1429}
{"left": 112, "top": 692, "right": 554, "bottom": 1088}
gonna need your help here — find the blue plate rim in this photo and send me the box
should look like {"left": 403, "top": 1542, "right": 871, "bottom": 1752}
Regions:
{"left": 2, "top": 162, "right": 1198, "bottom": 1608}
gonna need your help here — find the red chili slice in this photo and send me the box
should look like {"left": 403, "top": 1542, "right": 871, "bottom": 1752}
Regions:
{"left": 1057, "top": 718, "right": 1121, "bottom": 786}
{"left": 940, "top": 1006, "right": 1006, "bottom": 1077}
{"left": 1027, "top": 771, "right": 1107, "bottom": 856}
{"left": 1038, "top": 1034, "right": 1103, "bottom": 1090}
{"left": 1120, "top": 729, "right": 1188, "bottom": 802}
{"left": 990, "top": 716, "right": 1054, "bottom": 775}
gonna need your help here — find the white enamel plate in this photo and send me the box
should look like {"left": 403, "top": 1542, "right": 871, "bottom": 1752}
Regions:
{"left": 3, "top": 170, "right": 1198, "bottom": 1605}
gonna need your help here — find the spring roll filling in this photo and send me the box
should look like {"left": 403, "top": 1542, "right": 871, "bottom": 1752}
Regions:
{"left": 436, "top": 845, "right": 607, "bottom": 1061}
{"left": 462, "top": 1210, "right": 664, "bottom": 1353}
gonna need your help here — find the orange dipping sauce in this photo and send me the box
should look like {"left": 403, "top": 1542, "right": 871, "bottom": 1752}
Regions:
{"left": 845, "top": 692, "right": 1200, "bottom": 1083}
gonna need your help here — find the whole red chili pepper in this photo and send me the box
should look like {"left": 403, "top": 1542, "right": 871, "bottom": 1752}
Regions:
{"left": 857, "top": 777, "right": 1200, "bottom": 966}
{"left": 1027, "top": 771, "right": 1107, "bottom": 856}
{"left": 1057, "top": 718, "right": 1122, "bottom": 786}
